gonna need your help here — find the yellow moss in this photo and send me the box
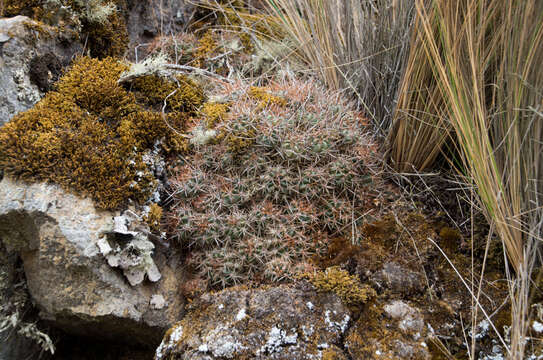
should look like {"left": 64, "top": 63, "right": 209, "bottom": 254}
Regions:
{"left": 303, "top": 266, "right": 375, "bottom": 306}
{"left": 130, "top": 75, "right": 205, "bottom": 115}
{"left": 321, "top": 348, "right": 346, "bottom": 360}
{"left": 84, "top": 11, "right": 128, "bottom": 59}
{"left": 194, "top": 30, "right": 218, "bottom": 67}
{"left": 0, "top": 56, "right": 191, "bottom": 210}
{"left": 3, "top": 0, "right": 128, "bottom": 59}
{"left": 248, "top": 86, "right": 287, "bottom": 109}
{"left": 56, "top": 56, "right": 136, "bottom": 120}
{"left": 217, "top": 9, "right": 285, "bottom": 51}
{"left": 219, "top": 127, "right": 256, "bottom": 153}
{"left": 200, "top": 102, "right": 230, "bottom": 128}
{"left": 22, "top": 20, "right": 56, "bottom": 41}
{"left": 1, "top": 0, "right": 42, "bottom": 17}
{"left": 145, "top": 203, "right": 163, "bottom": 232}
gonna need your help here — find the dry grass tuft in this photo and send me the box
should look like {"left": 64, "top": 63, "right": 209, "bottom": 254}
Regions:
{"left": 264, "top": 0, "right": 414, "bottom": 130}
{"left": 390, "top": 1, "right": 543, "bottom": 357}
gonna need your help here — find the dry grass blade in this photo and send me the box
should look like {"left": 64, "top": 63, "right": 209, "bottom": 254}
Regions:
{"left": 386, "top": 2, "right": 450, "bottom": 172}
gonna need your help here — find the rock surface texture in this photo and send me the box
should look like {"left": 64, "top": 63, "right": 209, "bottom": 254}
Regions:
{"left": 126, "top": 0, "right": 195, "bottom": 60}
{"left": 155, "top": 283, "right": 353, "bottom": 360}
{"left": 0, "top": 16, "right": 82, "bottom": 126}
{"left": 0, "top": 176, "right": 183, "bottom": 346}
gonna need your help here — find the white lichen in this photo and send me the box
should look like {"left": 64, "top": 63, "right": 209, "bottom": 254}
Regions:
{"left": 324, "top": 310, "right": 350, "bottom": 333}
{"left": 121, "top": 52, "right": 169, "bottom": 80}
{"left": 190, "top": 128, "right": 217, "bottom": 146}
{"left": 235, "top": 308, "right": 247, "bottom": 321}
{"left": 155, "top": 325, "right": 183, "bottom": 360}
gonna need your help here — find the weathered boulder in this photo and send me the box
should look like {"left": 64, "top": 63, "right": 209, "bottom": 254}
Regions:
{"left": 0, "top": 16, "right": 82, "bottom": 126}
{"left": 0, "top": 176, "right": 184, "bottom": 346}
{"left": 155, "top": 283, "right": 352, "bottom": 359}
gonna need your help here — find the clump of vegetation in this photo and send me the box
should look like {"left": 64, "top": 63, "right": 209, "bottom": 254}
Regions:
{"left": 1, "top": 0, "right": 42, "bottom": 17}
{"left": 388, "top": 1, "right": 543, "bottom": 357}
{"left": 303, "top": 266, "right": 376, "bottom": 306}
{"left": 265, "top": 0, "right": 414, "bottom": 129}
{"left": 193, "top": 30, "right": 218, "bottom": 67}
{"left": 1, "top": 0, "right": 128, "bottom": 58}
{"left": 167, "top": 79, "right": 378, "bottom": 289}
{"left": 200, "top": 102, "right": 230, "bottom": 128}
{"left": 248, "top": 86, "right": 287, "bottom": 109}
{"left": 129, "top": 74, "right": 205, "bottom": 114}
{"left": 145, "top": 203, "right": 163, "bottom": 232}
{"left": 0, "top": 56, "right": 200, "bottom": 210}
{"left": 83, "top": 8, "right": 128, "bottom": 58}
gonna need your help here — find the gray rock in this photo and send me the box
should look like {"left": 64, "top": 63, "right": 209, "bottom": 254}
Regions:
{"left": 155, "top": 284, "right": 352, "bottom": 360}
{"left": 126, "top": 0, "right": 196, "bottom": 60}
{"left": 0, "top": 16, "right": 82, "bottom": 126}
{"left": 371, "top": 261, "right": 425, "bottom": 295}
{"left": 0, "top": 176, "right": 184, "bottom": 346}
{"left": 384, "top": 300, "right": 425, "bottom": 335}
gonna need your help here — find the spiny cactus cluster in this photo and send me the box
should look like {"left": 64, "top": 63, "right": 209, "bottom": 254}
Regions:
{"left": 167, "top": 79, "right": 378, "bottom": 289}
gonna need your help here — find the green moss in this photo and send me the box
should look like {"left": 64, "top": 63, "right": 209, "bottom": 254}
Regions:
{"left": 304, "top": 266, "right": 375, "bottom": 306}
{"left": 0, "top": 56, "right": 191, "bottom": 210}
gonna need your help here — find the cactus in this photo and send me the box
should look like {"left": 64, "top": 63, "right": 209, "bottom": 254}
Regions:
{"left": 168, "top": 79, "right": 377, "bottom": 290}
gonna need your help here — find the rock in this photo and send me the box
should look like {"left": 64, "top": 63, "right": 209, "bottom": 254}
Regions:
{"left": 0, "top": 176, "right": 184, "bottom": 346}
{"left": 0, "top": 241, "right": 46, "bottom": 360}
{"left": 0, "top": 16, "right": 82, "bottom": 126}
{"left": 126, "top": 0, "right": 196, "bottom": 60}
{"left": 371, "top": 261, "right": 425, "bottom": 295}
{"left": 155, "top": 283, "right": 352, "bottom": 359}
{"left": 384, "top": 300, "right": 425, "bottom": 335}
{"left": 345, "top": 302, "right": 430, "bottom": 359}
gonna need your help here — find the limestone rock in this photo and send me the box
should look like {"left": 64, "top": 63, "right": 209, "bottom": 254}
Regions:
{"left": 0, "top": 16, "right": 82, "bottom": 126}
{"left": 0, "top": 176, "right": 183, "bottom": 346}
{"left": 155, "top": 283, "right": 352, "bottom": 359}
